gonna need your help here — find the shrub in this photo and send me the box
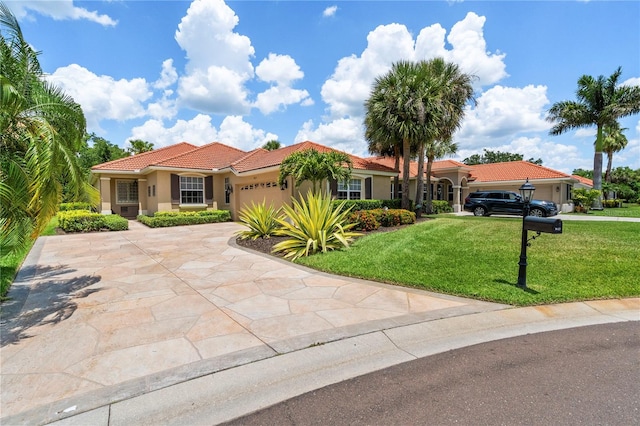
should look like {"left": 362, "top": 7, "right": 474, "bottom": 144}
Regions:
{"left": 137, "top": 210, "right": 231, "bottom": 228}
{"left": 331, "top": 199, "right": 382, "bottom": 212}
{"left": 104, "top": 214, "right": 129, "bottom": 231}
{"left": 58, "top": 210, "right": 106, "bottom": 232}
{"left": 370, "top": 209, "right": 416, "bottom": 227}
{"left": 603, "top": 199, "right": 622, "bottom": 208}
{"left": 236, "top": 200, "right": 281, "bottom": 240}
{"left": 381, "top": 199, "right": 414, "bottom": 211}
{"left": 59, "top": 202, "right": 92, "bottom": 212}
{"left": 430, "top": 200, "right": 454, "bottom": 214}
{"left": 571, "top": 188, "right": 601, "bottom": 212}
{"left": 273, "top": 190, "right": 361, "bottom": 260}
{"left": 348, "top": 210, "right": 380, "bottom": 231}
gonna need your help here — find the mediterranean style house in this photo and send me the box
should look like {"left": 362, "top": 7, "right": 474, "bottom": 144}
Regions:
{"left": 91, "top": 140, "right": 591, "bottom": 219}
{"left": 91, "top": 141, "right": 396, "bottom": 220}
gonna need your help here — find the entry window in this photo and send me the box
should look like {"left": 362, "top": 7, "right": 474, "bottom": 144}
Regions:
{"left": 391, "top": 182, "right": 403, "bottom": 199}
{"left": 180, "top": 176, "right": 204, "bottom": 204}
{"left": 224, "top": 177, "right": 231, "bottom": 204}
{"left": 338, "top": 179, "right": 362, "bottom": 200}
{"left": 116, "top": 180, "right": 138, "bottom": 204}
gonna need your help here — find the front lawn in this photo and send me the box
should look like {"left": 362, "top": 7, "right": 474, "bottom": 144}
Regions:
{"left": 567, "top": 203, "right": 640, "bottom": 218}
{"left": 297, "top": 216, "right": 640, "bottom": 306}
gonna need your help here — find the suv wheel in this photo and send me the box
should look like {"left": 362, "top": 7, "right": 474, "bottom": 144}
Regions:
{"left": 529, "top": 208, "right": 544, "bottom": 217}
{"left": 473, "top": 206, "right": 486, "bottom": 216}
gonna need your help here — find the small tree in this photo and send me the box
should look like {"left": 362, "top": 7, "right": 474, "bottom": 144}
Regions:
{"left": 262, "top": 140, "right": 281, "bottom": 151}
{"left": 127, "top": 139, "right": 154, "bottom": 155}
{"left": 571, "top": 188, "right": 601, "bottom": 213}
{"left": 278, "top": 149, "right": 352, "bottom": 194}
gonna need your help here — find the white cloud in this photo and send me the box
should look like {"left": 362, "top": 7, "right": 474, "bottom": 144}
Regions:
{"left": 217, "top": 116, "right": 278, "bottom": 151}
{"left": 255, "top": 53, "right": 303, "bottom": 85}
{"left": 46, "top": 64, "right": 151, "bottom": 131}
{"left": 574, "top": 128, "right": 596, "bottom": 139}
{"left": 457, "top": 85, "right": 550, "bottom": 148}
{"left": 614, "top": 119, "right": 640, "bottom": 169}
{"left": 129, "top": 114, "right": 277, "bottom": 152}
{"left": 154, "top": 59, "right": 178, "bottom": 89}
{"left": 323, "top": 6, "right": 338, "bottom": 18}
{"left": 175, "top": 0, "right": 255, "bottom": 114}
{"left": 147, "top": 90, "right": 178, "bottom": 120}
{"left": 254, "top": 53, "right": 311, "bottom": 114}
{"left": 295, "top": 118, "right": 366, "bottom": 155}
{"left": 621, "top": 77, "right": 640, "bottom": 87}
{"left": 10, "top": 0, "right": 117, "bottom": 26}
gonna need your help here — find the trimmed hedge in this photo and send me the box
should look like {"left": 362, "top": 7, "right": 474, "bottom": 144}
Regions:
{"left": 381, "top": 199, "right": 415, "bottom": 211}
{"left": 603, "top": 199, "right": 622, "bottom": 208}
{"left": 59, "top": 202, "right": 92, "bottom": 211}
{"left": 137, "top": 210, "right": 232, "bottom": 228}
{"left": 370, "top": 208, "right": 416, "bottom": 227}
{"left": 430, "top": 200, "right": 454, "bottom": 214}
{"left": 331, "top": 199, "right": 383, "bottom": 212}
{"left": 348, "top": 210, "right": 381, "bottom": 231}
{"left": 58, "top": 210, "right": 129, "bottom": 232}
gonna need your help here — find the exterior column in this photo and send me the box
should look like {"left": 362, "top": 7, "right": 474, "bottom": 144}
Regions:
{"left": 138, "top": 178, "right": 148, "bottom": 216}
{"left": 453, "top": 185, "right": 462, "bottom": 212}
{"left": 100, "top": 177, "right": 112, "bottom": 214}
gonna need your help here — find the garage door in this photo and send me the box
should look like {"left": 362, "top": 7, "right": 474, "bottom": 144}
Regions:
{"left": 237, "top": 179, "right": 281, "bottom": 210}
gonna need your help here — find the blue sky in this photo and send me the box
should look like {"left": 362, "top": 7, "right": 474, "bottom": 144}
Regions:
{"left": 10, "top": 0, "right": 640, "bottom": 173}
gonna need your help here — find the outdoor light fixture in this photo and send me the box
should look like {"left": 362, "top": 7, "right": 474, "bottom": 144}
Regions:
{"left": 517, "top": 178, "right": 535, "bottom": 289}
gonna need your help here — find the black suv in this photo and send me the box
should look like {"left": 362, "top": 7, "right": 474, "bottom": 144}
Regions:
{"left": 463, "top": 190, "right": 558, "bottom": 217}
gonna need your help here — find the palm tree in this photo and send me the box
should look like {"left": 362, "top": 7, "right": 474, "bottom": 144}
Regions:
{"left": 364, "top": 61, "right": 434, "bottom": 211}
{"left": 1, "top": 3, "right": 87, "bottom": 254}
{"left": 262, "top": 140, "right": 281, "bottom": 151}
{"left": 422, "top": 59, "right": 475, "bottom": 214}
{"left": 547, "top": 67, "right": 640, "bottom": 208}
{"left": 278, "top": 148, "right": 352, "bottom": 194}
{"left": 365, "top": 128, "right": 402, "bottom": 199}
{"left": 602, "top": 123, "right": 628, "bottom": 184}
{"left": 127, "top": 139, "right": 154, "bottom": 155}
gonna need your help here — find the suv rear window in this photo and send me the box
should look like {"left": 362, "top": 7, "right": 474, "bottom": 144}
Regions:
{"left": 469, "top": 192, "right": 487, "bottom": 198}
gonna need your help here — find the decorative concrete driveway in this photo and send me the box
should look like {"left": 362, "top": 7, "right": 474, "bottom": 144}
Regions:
{"left": 0, "top": 221, "right": 504, "bottom": 421}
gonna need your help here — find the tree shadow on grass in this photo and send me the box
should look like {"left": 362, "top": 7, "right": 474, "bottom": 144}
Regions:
{"left": 493, "top": 278, "right": 540, "bottom": 295}
{"left": 0, "top": 265, "right": 102, "bottom": 347}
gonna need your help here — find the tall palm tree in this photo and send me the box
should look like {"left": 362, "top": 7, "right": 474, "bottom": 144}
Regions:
{"left": 422, "top": 59, "right": 475, "bottom": 214}
{"left": 547, "top": 67, "right": 640, "bottom": 208}
{"left": 1, "top": 3, "right": 87, "bottom": 254}
{"left": 602, "top": 123, "right": 628, "bottom": 184}
{"left": 364, "top": 61, "right": 434, "bottom": 211}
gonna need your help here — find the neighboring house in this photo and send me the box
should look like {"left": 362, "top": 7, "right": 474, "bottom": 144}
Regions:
{"left": 571, "top": 174, "right": 594, "bottom": 189}
{"left": 91, "top": 141, "right": 396, "bottom": 220}
{"left": 367, "top": 157, "right": 590, "bottom": 213}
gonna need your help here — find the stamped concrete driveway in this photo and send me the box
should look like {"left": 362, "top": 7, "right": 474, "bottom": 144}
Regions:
{"left": 0, "top": 221, "right": 504, "bottom": 421}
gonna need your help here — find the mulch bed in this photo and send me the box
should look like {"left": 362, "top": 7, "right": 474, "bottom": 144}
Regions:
{"left": 235, "top": 216, "right": 432, "bottom": 256}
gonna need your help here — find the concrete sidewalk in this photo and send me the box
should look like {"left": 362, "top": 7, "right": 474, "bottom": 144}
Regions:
{"left": 1, "top": 221, "right": 638, "bottom": 425}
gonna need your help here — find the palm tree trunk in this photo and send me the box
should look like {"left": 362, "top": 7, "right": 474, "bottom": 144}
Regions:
{"left": 605, "top": 152, "right": 613, "bottom": 183}
{"left": 402, "top": 137, "right": 411, "bottom": 211}
{"left": 415, "top": 141, "right": 425, "bottom": 218}
{"left": 592, "top": 125, "right": 604, "bottom": 209}
{"left": 393, "top": 145, "right": 400, "bottom": 199}
{"left": 425, "top": 157, "right": 434, "bottom": 214}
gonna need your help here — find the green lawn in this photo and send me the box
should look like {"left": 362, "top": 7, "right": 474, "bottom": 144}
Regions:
{"left": 567, "top": 203, "right": 640, "bottom": 218}
{"left": 297, "top": 216, "right": 640, "bottom": 306}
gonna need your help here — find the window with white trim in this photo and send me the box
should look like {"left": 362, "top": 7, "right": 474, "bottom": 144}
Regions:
{"left": 116, "top": 180, "right": 138, "bottom": 204}
{"left": 224, "top": 177, "right": 231, "bottom": 204}
{"left": 338, "top": 179, "right": 362, "bottom": 200}
{"left": 180, "top": 176, "right": 204, "bottom": 204}
{"left": 390, "top": 183, "right": 403, "bottom": 199}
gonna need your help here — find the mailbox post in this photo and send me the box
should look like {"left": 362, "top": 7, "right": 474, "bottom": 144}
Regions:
{"left": 517, "top": 179, "right": 536, "bottom": 288}
{"left": 516, "top": 179, "right": 563, "bottom": 289}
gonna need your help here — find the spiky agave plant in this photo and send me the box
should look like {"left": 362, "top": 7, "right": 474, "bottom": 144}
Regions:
{"left": 272, "top": 190, "right": 361, "bottom": 260}
{"left": 235, "top": 199, "right": 282, "bottom": 240}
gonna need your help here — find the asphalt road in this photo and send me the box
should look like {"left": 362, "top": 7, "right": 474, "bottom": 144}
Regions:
{"left": 224, "top": 322, "right": 639, "bottom": 425}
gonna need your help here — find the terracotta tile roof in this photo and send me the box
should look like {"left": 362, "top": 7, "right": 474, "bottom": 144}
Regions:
{"left": 156, "top": 142, "right": 247, "bottom": 170}
{"left": 232, "top": 141, "right": 395, "bottom": 174}
{"left": 468, "top": 161, "right": 572, "bottom": 182}
{"left": 366, "top": 156, "right": 467, "bottom": 178}
{"left": 572, "top": 174, "right": 594, "bottom": 187}
{"left": 430, "top": 159, "right": 470, "bottom": 170}
{"left": 91, "top": 142, "right": 197, "bottom": 171}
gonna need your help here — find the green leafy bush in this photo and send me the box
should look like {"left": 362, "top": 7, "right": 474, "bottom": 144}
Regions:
{"left": 571, "top": 188, "right": 601, "bottom": 213}
{"left": 273, "top": 190, "right": 361, "bottom": 260}
{"left": 57, "top": 210, "right": 128, "bottom": 232}
{"left": 603, "top": 199, "right": 622, "bottom": 208}
{"left": 348, "top": 210, "right": 380, "bottom": 231}
{"left": 137, "top": 210, "right": 231, "bottom": 227}
{"left": 59, "top": 202, "right": 92, "bottom": 211}
{"left": 236, "top": 200, "right": 281, "bottom": 240}
{"left": 104, "top": 214, "right": 129, "bottom": 231}
{"left": 381, "top": 199, "right": 414, "bottom": 211}
{"left": 331, "top": 199, "right": 382, "bottom": 212}
{"left": 370, "top": 209, "right": 416, "bottom": 227}
{"left": 430, "top": 200, "right": 454, "bottom": 214}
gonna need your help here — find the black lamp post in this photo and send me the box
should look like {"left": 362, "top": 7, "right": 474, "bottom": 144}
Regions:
{"left": 517, "top": 178, "right": 536, "bottom": 289}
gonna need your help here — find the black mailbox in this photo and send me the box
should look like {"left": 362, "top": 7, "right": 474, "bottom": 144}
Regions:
{"left": 524, "top": 216, "right": 562, "bottom": 234}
